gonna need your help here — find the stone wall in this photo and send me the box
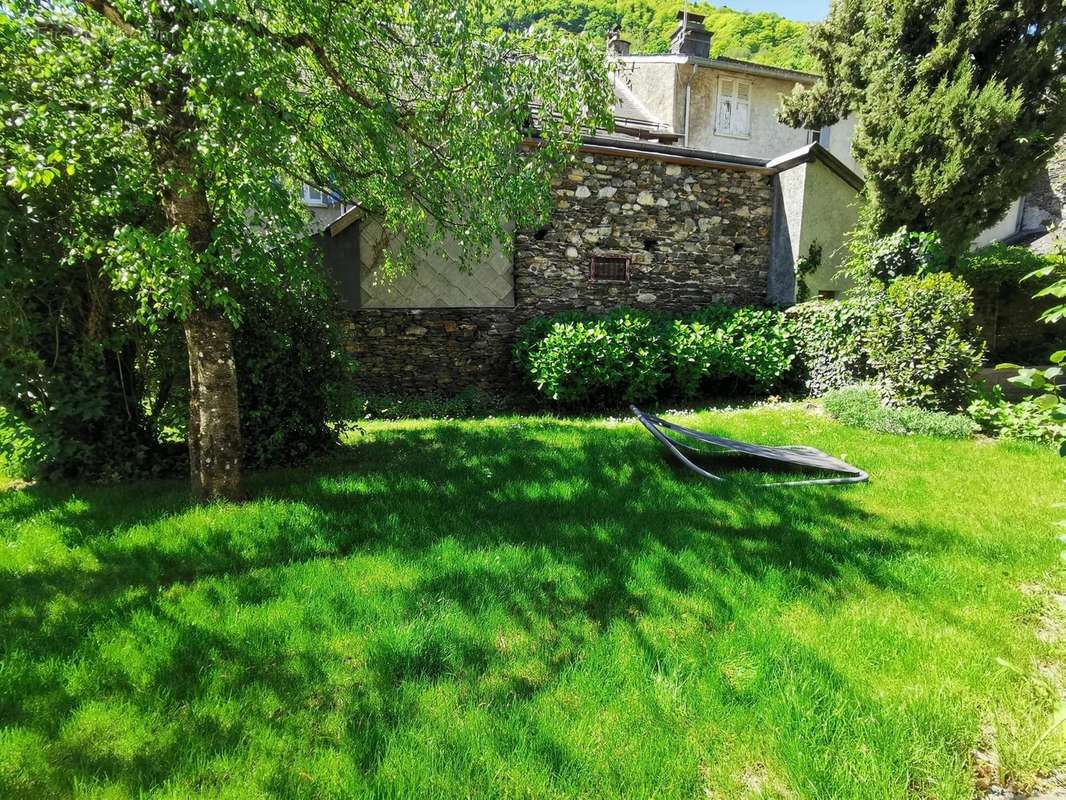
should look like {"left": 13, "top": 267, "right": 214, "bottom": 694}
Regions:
{"left": 344, "top": 149, "right": 774, "bottom": 394}
{"left": 1022, "top": 134, "right": 1065, "bottom": 231}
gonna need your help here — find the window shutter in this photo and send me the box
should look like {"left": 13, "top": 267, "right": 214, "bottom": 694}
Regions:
{"left": 734, "top": 81, "right": 751, "bottom": 135}
{"left": 717, "top": 97, "right": 732, "bottom": 134}
{"left": 716, "top": 78, "right": 751, "bottom": 137}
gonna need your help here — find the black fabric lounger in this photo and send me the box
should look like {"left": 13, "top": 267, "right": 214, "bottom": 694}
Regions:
{"left": 631, "top": 406, "right": 868, "bottom": 487}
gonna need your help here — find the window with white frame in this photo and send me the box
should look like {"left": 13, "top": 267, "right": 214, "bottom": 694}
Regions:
{"left": 301, "top": 184, "right": 328, "bottom": 206}
{"left": 715, "top": 77, "right": 752, "bottom": 138}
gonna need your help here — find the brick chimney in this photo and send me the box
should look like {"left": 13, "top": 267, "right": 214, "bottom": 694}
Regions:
{"left": 670, "top": 11, "right": 712, "bottom": 59}
{"left": 607, "top": 27, "right": 631, "bottom": 56}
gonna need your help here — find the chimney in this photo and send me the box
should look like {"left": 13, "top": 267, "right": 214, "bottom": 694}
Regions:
{"left": 607, "top": 27, "right": 630, "bottom": 57}
{"left": 670, "top": 11, "right": 711, "bottom": 59}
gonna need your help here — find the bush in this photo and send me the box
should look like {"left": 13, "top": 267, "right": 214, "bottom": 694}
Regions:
{"left": 234, "top": 281, "right": 358, "bottom": 466}
{"left": 669, "top": 306, "right": 794, "bottom": 397}
{"left": 865, "top": 272, "right": 985, "bottom": 411}
{"left": 824, "top": 386, "right": 977, "bottom": 439}
{"left": 514, "top": 308, "right": 670, "bottom": 405}
{"left": 968, "top": 393, "right": 1066, "bottom": 447}
{"left": 786, "top": 298, "right": 873, "bottom": 396}
{"left": 848, "top": 227, "right": 946, "bottom": 283}
{"left": 515, "top": 305, "right": 794, "bottom": 407}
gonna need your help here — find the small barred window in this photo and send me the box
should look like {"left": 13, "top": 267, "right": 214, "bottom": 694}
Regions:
{"left": 589, "top": 256, "right": 630, "bottom": 283}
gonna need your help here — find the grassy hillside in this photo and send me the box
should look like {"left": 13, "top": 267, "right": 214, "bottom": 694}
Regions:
{"left": 492, "top": 0, "right": 817, "bottom": 72}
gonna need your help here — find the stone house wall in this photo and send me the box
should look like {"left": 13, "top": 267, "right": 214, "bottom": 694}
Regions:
{"left": 1022, "top": 134, "right": 1065, "bottom": 232}
{"left": 343, "top": 149, "right": 774, "bottom": 394}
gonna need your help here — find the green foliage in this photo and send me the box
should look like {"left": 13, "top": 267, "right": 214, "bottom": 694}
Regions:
{"left": 515, "top": 305, "right": 794, "bottom": 406}
{"left": 990, "top": 349, "right": 1066, "bottom": 455}
{"left": 233, "top": 281, "right": 359, "bottom": 467}
{"left": 865, "top": 272, "right": 985, "bottom": 411}
{"left": 823, "top": 385, "right": 977, "bottom": 439}
{"left": 781, "top": 0, "right": 1066, "bottom": 254}
{"left": 968, "top": 389, "right": 1066, "bottom": 450}
{"left": 786, "top": 299, "right": 873, "bottom": 397}
{"left": 491, "top": 1, "right": 816, "bottom": 70}
{"left": 958, "top": 243, "right": 1052, "bottom": 288}
{"left": 1026, "top": 244, "right": 1066, "bottom": 325}
{"left": 790, "top": 264, "right": 985, "bottom": 411}
{"left": 846, "top": 227, "right": 945, "bottom": 283}
{"left": 515, "top": 308, "right": 671, "bottom": 404}
{"left": 794, "top": 241, "right": 822, "bottom": 303}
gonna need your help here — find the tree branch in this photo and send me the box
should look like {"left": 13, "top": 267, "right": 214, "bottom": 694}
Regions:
{"left": 79, "top": 0, "right": 139, "bottom": 37}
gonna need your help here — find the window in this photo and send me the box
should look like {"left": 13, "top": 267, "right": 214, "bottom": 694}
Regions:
{"left": 807, "top": 126, "right": 831, "bottom": 147}
{"left": 715, "top": 77, "right": 751, "bottom": 138}
{"left": 589, "top": 255, "right": 630, "bottom": 283}
{"left": 302, "top": 184, "right": 328, "bottom": 206}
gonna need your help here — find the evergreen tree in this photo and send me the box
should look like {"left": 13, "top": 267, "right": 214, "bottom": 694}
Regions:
{"left": 780, "top": 0, "right": 1066, "bottom": 255}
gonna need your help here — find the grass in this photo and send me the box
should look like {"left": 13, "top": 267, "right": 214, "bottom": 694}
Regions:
{"left": 1, "top": 405, "right": 1064, "bottom": 799}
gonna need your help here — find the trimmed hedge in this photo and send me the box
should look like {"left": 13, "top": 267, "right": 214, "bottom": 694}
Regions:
{"left": 514, "top": 305, "right": 794, "bottom": 406}
{"left": 865, "top": 273, "right": 985, "bottom": 411}
{"left": 790, "top": 272, "right": 984, "bottom": 412}
{"left": 787, "top": 298, "right": 873, "bottom": 397}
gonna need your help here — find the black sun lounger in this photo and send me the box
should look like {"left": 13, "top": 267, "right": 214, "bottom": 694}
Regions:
{"left": 631, "top": 406, "right": 868, "bottom": 487}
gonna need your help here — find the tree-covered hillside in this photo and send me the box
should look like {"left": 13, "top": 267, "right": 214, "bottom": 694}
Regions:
{"left": 491, "top": 1, "right": 817, "bottom": 72}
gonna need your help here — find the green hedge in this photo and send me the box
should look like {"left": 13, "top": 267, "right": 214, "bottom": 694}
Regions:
{"left": 865, "top": 273, "right": 985, "bottom": 411}
{"left": 514, "top": 305, "right": 794, "bottom": 406}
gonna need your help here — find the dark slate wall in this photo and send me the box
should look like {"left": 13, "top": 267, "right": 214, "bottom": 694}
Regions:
{"left": 341, "top": 151, "right": 774, "bottom": 394}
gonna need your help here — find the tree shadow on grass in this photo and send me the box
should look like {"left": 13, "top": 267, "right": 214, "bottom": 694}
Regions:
{"left": 0, "top": 419, "right": 973, "bottom": 796}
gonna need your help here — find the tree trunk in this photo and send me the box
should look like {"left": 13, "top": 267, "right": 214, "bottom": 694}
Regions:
{"left": 146, "top": 74, "right": 244, "bottom": 501}
{"left": 184, "top": 307, "right": 242, "bottom": 502}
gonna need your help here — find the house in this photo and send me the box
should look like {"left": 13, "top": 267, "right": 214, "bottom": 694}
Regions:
{"left": 310, "top": 13, "right": 1051, "bottom": 393}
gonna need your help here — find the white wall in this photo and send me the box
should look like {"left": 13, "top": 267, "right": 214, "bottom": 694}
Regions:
{"left": 684, "top": 67, "right": 813, "bottom": 159}
{"left": 973, "top": 198, "right": 1022, "bottom": 248}
{"left": 799, "top": 159, "right": 860, "bottom": 295}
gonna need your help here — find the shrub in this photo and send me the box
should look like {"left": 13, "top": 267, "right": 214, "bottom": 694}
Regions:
{"left": 968, "top": 393, "right": 1066, "bottom": 447}
{"left": 234, "top": 281, "right": 359, "bottom": 466}
{"left": 824, "top": 386, "right": 977, "bottom": 439}
{"left": 847, "top": 227, "right": 946, "bottom": 283}
{"left": 865, "top": 272, "right": 985, "bottom": 411}
{"left": 786, "top": 299, "right": 873, "bottom": 396}
{"left": 515, "top": 305, "right": 793, "bottom": 406}
{"left": 669, "top": 306, "right": 794, "bottom": 397}
{"left": 514, "top": 308, "right": 670, "bottom": 405}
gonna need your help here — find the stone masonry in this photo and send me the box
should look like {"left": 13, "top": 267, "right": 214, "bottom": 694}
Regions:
{"left": 344, "top": 149, "right": 775, "bottom": 393}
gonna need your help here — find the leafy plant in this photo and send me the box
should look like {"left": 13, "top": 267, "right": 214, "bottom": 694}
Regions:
{"left": 234, "top": 280, "right": 359, "bottom": 467}
{"left": 990, "top": 351, "right": 1066, "bottom": 455}
{"left": 515, "top": 304, "right": 794, "bottom": 406}
{"left": 968, "top": 390, "right": 1066, "bottom": 450}
{"left": 846, "top": 227, "right": 945, "bottom": 283}
{"left": 515, "top": 308, "right": 671, "bottom": 405}
{"left": 865, "top": 272, "right": 985, "bottom": 411}
{"left": 795, "top": 241, "right": 822, "bottom": 302}
{"left": 786, "top": 298, "right": 873, "bottom": 397}
{"left": 824, "top": 385, "right": 976, "bottom": 439}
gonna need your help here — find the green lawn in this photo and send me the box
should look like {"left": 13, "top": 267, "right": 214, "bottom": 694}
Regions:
{"left": 1, "top": 406, "right": 1064, "bottom": 799}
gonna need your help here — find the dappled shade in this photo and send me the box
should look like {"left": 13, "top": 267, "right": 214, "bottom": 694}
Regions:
{"left": 0, "top": 409, "right": 1061, "bottom": 797}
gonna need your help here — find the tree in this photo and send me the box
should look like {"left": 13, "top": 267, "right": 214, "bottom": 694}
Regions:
{"left": 1, "top": 0, "right": 612, "bottom": 500}
{"left": 780, "top": 0, "right": 1066, "bottom": 255}
{"left": 490, "top": 0, "right": 816, "bottom": 70}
